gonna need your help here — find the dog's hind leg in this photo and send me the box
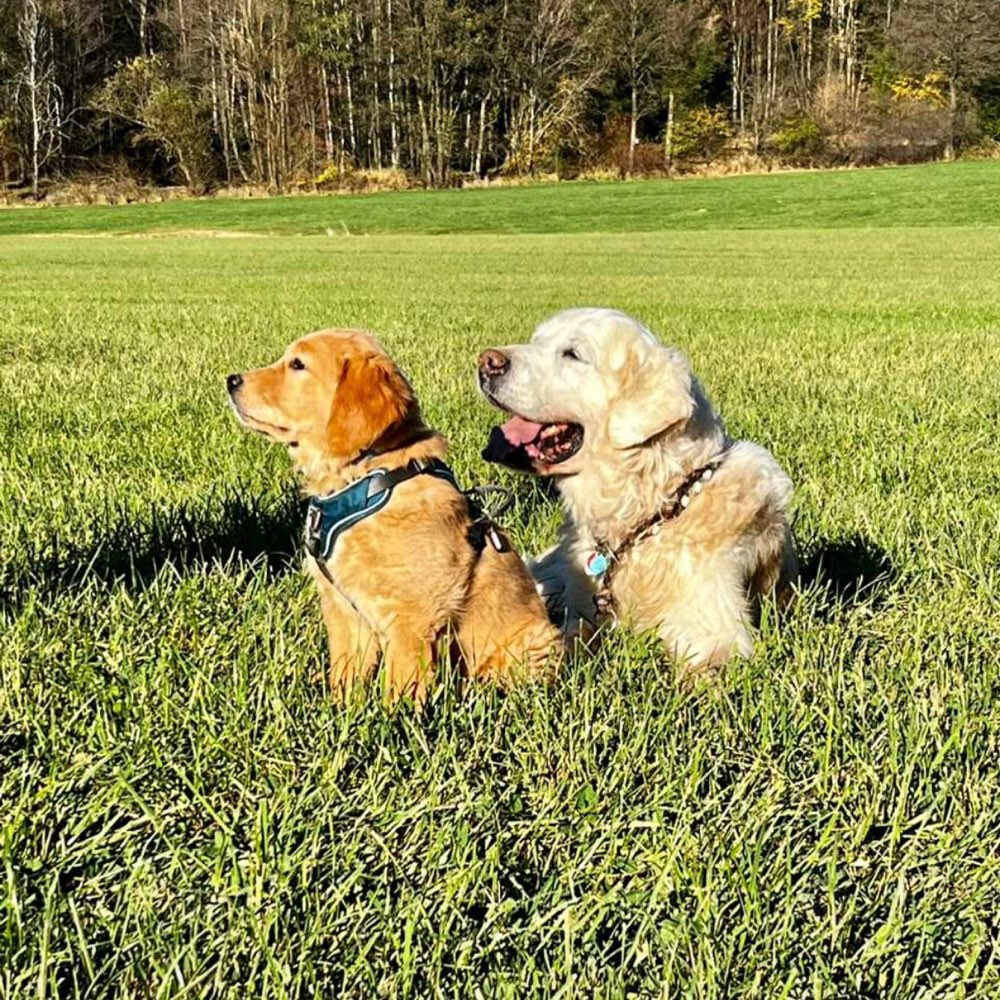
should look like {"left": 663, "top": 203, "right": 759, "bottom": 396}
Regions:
{"left": 457, "top": 546, "right": 561, "bottom": 685}
{"left": 749, "top": 519, "right": 798, "bottom": 610}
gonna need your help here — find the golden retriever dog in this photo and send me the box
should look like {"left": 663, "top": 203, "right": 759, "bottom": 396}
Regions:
{"left": 478, "top": 308, "right": 797, "bottom": 677}
{"left": 228, "top": 329, "right": 559, "bottom": 705}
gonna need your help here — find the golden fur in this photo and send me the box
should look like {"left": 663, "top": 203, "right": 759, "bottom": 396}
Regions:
{"left": 478, "top": 308, "right": 798, "bottom": 677}
{"left": 230, "top": 328, "right": 559, "bottom": 704}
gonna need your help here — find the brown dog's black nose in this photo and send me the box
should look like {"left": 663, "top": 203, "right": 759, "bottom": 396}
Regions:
{"left": 478, "top": 349, "right": 509, "bottom": 378}
{"left": 226, "top": 373, "right": 243, "bottom": 392}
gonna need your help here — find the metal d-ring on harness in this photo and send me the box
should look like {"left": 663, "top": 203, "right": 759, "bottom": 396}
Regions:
{"left": 304, "top": 458, "right": 515, "bottom": 582}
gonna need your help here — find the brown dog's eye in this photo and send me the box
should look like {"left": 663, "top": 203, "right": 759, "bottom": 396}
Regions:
{"left": 290, "top": 357, "right": 306, "bottom": 371}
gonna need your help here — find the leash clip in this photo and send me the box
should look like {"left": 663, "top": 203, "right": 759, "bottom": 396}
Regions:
{"left": 465, "top": 484, "right": 515, "bottom": 553}
{"left": 465, "top": 484, "right": 515, "bottom": 521}
{"left": 305, "top": 504, "right": 323, "bottom": 558}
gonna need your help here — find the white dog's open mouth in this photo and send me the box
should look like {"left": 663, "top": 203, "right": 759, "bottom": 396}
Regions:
{"left": 484, "top": 414, "right": 584, "bottom": 469}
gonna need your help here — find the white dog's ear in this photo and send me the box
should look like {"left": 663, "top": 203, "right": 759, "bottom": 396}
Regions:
{"left": 608, "top": 343, "right": 694, "bottom": 449}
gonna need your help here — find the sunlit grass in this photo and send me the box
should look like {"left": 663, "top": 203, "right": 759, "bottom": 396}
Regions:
{"left": 0, "top": 160, "right": 998, "bottom": 237}
{"left": 1, "top": 172, "right": 999, "bottom": 996}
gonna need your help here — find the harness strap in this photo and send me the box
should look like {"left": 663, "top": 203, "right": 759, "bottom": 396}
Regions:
{"left": 305, "top": 458, "right": 458, "bottom": 569}
{"left": 363, "top": 458, "right": 457, "bottom": 500}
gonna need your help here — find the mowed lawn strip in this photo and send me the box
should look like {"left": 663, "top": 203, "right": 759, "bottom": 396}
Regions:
{"left": 1, "top": 177, "right": 999, "bottom": 995}
{"left": 1, "top": 159, "right": 999, "bottom": 237}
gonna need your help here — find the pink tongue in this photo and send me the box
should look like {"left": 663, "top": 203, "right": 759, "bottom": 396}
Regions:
{"left": 501, "top": 416, "right": 545, "bottom": 446}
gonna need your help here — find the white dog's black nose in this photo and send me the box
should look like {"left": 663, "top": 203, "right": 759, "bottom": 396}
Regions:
{"left": 478, "top": 349, "right": 509, "bottom": 378}
{"left": 226, "top": 373, "right": 243, "bottom": 393}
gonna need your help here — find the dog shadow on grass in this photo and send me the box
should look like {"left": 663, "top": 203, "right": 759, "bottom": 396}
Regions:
{"left": 798, "top": 535, "right": 896, "bottom": 614}
{"left": 475, "top": 477, "right": 897, "bottom": 615}
{"left": 0, "top": 491, "right": 304, "bottom": 616}
{"left": 2, "top": 478, "right": 896, "bottom": 630}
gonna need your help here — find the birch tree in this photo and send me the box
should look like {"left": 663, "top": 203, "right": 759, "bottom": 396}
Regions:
{"left": 14, "top": 0, "right": 62, "bottom": 196}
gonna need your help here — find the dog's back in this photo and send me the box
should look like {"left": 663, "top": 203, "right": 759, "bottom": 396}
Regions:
{"left": 458, "top": 535, "right": 562, "bottom": 684}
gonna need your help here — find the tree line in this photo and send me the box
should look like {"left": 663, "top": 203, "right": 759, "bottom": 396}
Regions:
{"left": 1, "top": 0, "right": 998, "bottom": 197}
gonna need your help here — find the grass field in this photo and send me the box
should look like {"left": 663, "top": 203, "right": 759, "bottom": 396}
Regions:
{"left": 1, "top": 163, "right": 999, "bottom": 997}
{"left": 3, "top": 160, "right": 1000, "bottom": 237}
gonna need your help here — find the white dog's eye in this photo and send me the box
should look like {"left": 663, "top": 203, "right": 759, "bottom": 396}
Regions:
{"left": 562, "top": 347, "right": 583, "bottom": 362}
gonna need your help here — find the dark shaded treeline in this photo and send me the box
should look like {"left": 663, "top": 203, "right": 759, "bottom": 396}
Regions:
{"left": 1, "top": 0, "right": 998, "bottom": 195}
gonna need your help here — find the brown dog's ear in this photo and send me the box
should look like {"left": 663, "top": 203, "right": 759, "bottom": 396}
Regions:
{"left": 326, "top": 353, "right": 415, "bottom": 457}
{"left": 607, "top": 343, "right": 694, "bottom": 449}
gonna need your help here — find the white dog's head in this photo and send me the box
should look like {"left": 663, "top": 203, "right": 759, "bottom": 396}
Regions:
{"left": 478, "top": 308, "right": 701, "bottom": 475}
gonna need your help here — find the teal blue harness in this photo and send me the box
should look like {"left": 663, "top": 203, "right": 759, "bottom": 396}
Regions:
{"left": 305, "top": 458, "right": 459, "bottom": 569}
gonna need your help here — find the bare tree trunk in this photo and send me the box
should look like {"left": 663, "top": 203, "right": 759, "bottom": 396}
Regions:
{"left": 626, "top": 0, "right": 639, "bottom": 178}
{"left": 438, "top": 90, "right": 446, "bottom": 183}
{"left": 417, "top": 94, "right": 431, "bottom": 184}
{"left": 765, "top": 0, "right": 775, "bottom": 119}
{"left": 176, "top": 0, "right": 189, "bottom": 69}
{"left": 371, "top": 14, "right": 382, "bottom": 168}
{"left": 320, "top": 64, "right": 334, "bottom": 161}
{"left": 19, "top": 0, "right": 47, "bottom": 197}
{"left": 462, "top": 72, "right": 471, "bottom": 172}
{"left": 475, "top": 92, "right": 488, "bottom": 176}
{"left": 846, "top": 0, "right": 858, "bottom": 104}
{"left": 528, "top": 87, "right": 536, "bottom": 173}
{"left": 806, "top": 8, "right": 813, "bottom": 89}
{"left": 945, "top": 78, "right": 957, "bottom": 160}
{"left": 664, "top": 89, "right": 674, "bottom": 171}
{"left": 223, "top": 36, "right": 249, "bottom": 183}
{"left": 628, "top": 79, "right": 637, "bottom": 177}
{"left": 387, "top": 0, "right": 399, "bottom": 168}
{"left": 829, "top": 0, "right": 860, "bottom": 104}
{"left": 826, "top": 0, "right": 834, "bottom": 81}
{"left": 210, "top": 43, "right": 227, "bottom": 182}
{"left": 730, "top": 0, "right": 744, "bottom": 133}
{"left": 345, "top": 65, "right": 357, "bottom": 161}
{"left": 27, "top": 14, "right": 41, "bottom": 195}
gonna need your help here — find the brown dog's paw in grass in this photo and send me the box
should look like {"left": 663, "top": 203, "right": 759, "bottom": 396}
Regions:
{"left": 229, "top": 328, "right": 560, "bottom": 707}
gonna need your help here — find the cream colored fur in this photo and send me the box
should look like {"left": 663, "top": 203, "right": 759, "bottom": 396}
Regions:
{"left": 481, "top": 308, "right": 797, "bottom": 676}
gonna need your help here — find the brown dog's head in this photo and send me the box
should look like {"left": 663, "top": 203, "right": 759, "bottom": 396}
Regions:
{"left": 227, "top": 329, "right": 419, "bottom": 466}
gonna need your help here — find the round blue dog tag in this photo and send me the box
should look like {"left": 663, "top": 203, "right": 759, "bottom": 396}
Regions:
{"left": 586, "top": 551, "right": 609, "bottom": 577}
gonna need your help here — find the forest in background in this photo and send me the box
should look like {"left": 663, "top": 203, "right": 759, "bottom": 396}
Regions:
{"left": 1, "top": 0, "right": 999, "bottom": 200}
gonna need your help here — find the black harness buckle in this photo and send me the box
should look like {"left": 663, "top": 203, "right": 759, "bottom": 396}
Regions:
{"left": 464, "top": 485, "right": 514, "bottom": 553}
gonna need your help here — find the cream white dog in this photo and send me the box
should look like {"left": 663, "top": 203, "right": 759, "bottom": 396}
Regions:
{"left": 478, "top": 307, "right": 797, "bottom": 675}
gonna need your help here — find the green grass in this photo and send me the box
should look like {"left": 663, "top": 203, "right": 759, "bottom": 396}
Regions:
{"left": 2, "top": 160, "right": 1000, "bottom": 237}
{"left": 2, "top": 165, "right": 999, "bottom": 997}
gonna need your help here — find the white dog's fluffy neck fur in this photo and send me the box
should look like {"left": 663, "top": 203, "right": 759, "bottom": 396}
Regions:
{"left": 558, "top": 375, "right": 729, "bottom": 551}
